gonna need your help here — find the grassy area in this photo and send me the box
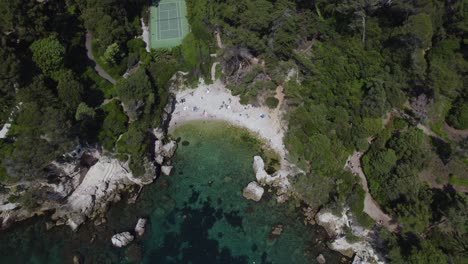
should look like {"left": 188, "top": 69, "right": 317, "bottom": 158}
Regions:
{"left": 448, "top": 174, "right": 468, "bottom": 187}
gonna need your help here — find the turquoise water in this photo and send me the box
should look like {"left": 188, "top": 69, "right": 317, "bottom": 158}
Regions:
{"left": 0, "top": 121, "right": 341, "bottom": 263}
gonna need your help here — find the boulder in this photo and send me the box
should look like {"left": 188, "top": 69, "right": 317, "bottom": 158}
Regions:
{"left": 316, "top": 254, "right": 326, "bottom": 264}
{"left": 242, "top": 182, "right": 264, "bottom": 202}
{"left": 111, "top": 232, "right": 134, "bottom": 248}
{"left": 161, "top": 141, "right": 177, "bottom": 158}
{"left": 155, "top": 155, "right": 164, "bottom": 165}
{"left": 0, "top": 203, "right": 18, "bottom": 211}
{"left": 253, "top": 156, "right": 265, "bottom": 174}
{"left": 152, "top": 128, "right": 165, "bottom": 140}
{"left": 67, "top": 214, "right": 86, "bottom": 231}
{"left": 135, "top": 218, "right": 147, "bottom": 236}
{"left": 72, "top": 254, "right": 82, "bottom": 264}
{"left": 161, "top": 166, "right": 173, "bottom": 176}
{"left": 271, "top": 224, "right": 283, "bottom": 236}
{"left": 154, "top": 140, "right": 163, "bottom": 154}
{"left": 255, "top": 169, "right": 270, "bottom": 184}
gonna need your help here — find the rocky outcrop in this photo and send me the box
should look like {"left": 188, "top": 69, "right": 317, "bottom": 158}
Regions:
{"left": 252, "top": 156, "right": 291, "bottom": 201}
{"left": 135, "top": 218, "right": 147, "bottom": 236}
{"left": 316, "top": 208, "right": 384, "bottom": 263}
{"left": 242, "top": 181, "right": 264, "bottom": 202}
{"left": 152, "top": 128, "right": 165, "bottom": 140}
{"left": 161, "top": 141, "right": 177, "bottom": 158}
{"left": 111, "top": 232, "right": 134, "bottom": 247}
{"left": 161, "top": 166, "right": 173, "bottom": 176}
{"left": 155, "top": 155, "right": 164, "bottom": 165}
{"left": 51, "top": 155, "right": 136, "bottom": 230}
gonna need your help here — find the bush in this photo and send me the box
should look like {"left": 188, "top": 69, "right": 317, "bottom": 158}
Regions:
{"left": 19, "top": 189, "right": 41, "bottom": 212}
{"left": 447, "top": 102, "right": 468, "bottom": 129}
{"left": 265, "top": 97, "right": 279, "bottom": 109}
{"left": 127, "top": 38, "right": 146, "bottom": 54}
{"left": 99, "top": 101, "right": 128, "bottom": 151}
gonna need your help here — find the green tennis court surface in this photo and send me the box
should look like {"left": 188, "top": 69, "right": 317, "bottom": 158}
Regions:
{"left": 150, "top": 0, "right": 188, "bottom": 49}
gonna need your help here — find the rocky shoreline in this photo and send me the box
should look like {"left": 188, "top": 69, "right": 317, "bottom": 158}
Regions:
{"left": 0, "top": 91, "right": 179, "bottom": 232}
{"left": 1, "top": 72, "right": 386, "bottom": 262}
{"left": 241, "top": 155, "right": 386, "bottom": 263}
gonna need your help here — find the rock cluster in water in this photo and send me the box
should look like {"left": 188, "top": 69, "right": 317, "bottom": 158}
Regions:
{"left": 153, "top": 127, "right": 177, "bottom": 177}
{"left": 242, "top": 156, "right": 292, "bottom": 203}
{"left": 111, "top": 232, "right": 134, "bottom": 248}
{"left": 134, "top": 218, "right": 147, "bottom": 236}
{"left": 0, "top": 147, "right": 159, "bottom": 231}
{"left": 242, "top": 182, "right": 264, "bottom": 201}
{"left": 315, "top": 208, "right": 385, "bottom": 263}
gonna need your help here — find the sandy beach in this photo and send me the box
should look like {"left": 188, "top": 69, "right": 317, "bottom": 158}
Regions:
{"left": 169, "top": 79, "right": 288, "bottom": 167}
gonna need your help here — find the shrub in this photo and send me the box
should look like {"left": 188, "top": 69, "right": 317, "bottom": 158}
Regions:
{"left": 265, "top": 97, "right": 279, "bottom": 109}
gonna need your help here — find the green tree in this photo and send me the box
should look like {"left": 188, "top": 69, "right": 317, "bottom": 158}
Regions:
{"left": 116, "top": 68, "right": 153, "bottom": 120}
{"left": 75, "top": 102, "right": 96, "bottom": 121}
{"left": 102, "top": 43, "right": 120, "bottom": 65}
{"left": 0, "top": 47, "right": 20, "bottom": 123}
{"left": 56, "top": 70, "right": 83, "bottom": 111}
{"left": 99, "top": 101, "right": 128, "bottom": 150}
{"left": 30, "top": 36, "right": 65, "bottom": 77}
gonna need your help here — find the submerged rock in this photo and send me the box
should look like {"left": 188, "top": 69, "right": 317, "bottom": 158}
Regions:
{"left": 271, "top": 224, "right": 283, "bottom": 236}
{"left": 161, "top": 166, "right": 173, "bottom": 176}
{"left": 111, "top": 232, "right": 134, "bottom": 248}
{"left": 316, "top": 254, "right": 326, "bottom": 264}
{"left": 242, "top": 181, "right": 264, "bottom": 202}
{"left": 135, "top": 218, "right": 147, "bottom": 236}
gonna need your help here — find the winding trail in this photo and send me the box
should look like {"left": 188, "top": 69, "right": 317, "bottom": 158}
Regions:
{"left": 443, "top": 122, "right": 468, "bottom": 142}
{"left": 85, "top": 32, "right": 116, "bottom": 85}
{"left": 346, "top": 151, "right": 399, "bottom": 232}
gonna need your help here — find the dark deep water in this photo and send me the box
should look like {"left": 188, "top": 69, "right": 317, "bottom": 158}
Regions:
{"left": 0, "top": 121, "right": 342, "bottom": 263}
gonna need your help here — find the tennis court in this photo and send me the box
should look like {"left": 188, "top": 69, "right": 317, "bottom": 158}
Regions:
{"left": 150, "top": 0, "right": 189, "bottom": 49}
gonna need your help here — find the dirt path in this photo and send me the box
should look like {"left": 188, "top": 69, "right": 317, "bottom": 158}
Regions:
{"left": 346, "top": 151, "right": 399, "bottom": 232}
{"left": 443, "top": 122, "right": 468, "bottom": 142}
{"left": 215, "top": 31, "right": 224, "bottom": 49}
{"left": 211, "top": 62, "right": 219, "bottom": 82}
{"left": 85, "top": 32, "right": 116, "bottom": 85}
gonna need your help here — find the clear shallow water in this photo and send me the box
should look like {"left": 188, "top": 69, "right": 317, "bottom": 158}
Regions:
{"left": 0, "top": 121, "right": 341, "bottom": 263}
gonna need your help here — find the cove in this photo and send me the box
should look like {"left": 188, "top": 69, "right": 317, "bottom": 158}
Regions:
{"left": 0, "top": 120, "right": 341, "bottom": 263}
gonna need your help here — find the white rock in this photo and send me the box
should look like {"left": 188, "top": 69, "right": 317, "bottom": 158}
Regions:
{"left": 316, "top": 209, "right": 385, "bottom": 263}
{"left": 52, "top": 154, "right": 140, "bottom": 231}
{"left": 161, "top": 166, "right": 173, "bottom": 176}
{"left": 111, "top": 232, "right": 134, "bottom": 247}
{"left": 316, "top": 254, "right": 326, "bottom": 264}
{"left": 135, "top": 218, "right": 147, "bottom": 236}
{"left": 154, "top": 140, "right": 163, "bottom": 154}
{"left": 242, "top": 181, "right": 264, "bottom": 202}
{"left": 0, "top": 123, "right": 11, "bottom": 139}
{"left": 155, "top": 155, "right": 164, "bottom": 165}
{"left": 153, "top": 128, "right": 165, "bottom": 140}
{"left": 255, "top": 169, "right": 269, "bottom": 184}
{"left": 253, "top": 156, "right": 265, "bottom": 174}
{"left": 161, "top": 141, "right": 177, "bottom": 158}
{"left": 0, "top": 203, "right": 18, "bottom": 211}
{"left": 67, "top": 216, "right": 84, "bottom": 232}
{"left": 315, "top": 209, "right": 349, "bottom": 237}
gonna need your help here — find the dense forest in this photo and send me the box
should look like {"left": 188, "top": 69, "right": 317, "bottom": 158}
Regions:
{"left": 0, "top": 0, "right": 467, "bottom": 263}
